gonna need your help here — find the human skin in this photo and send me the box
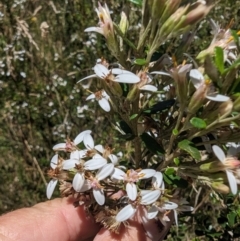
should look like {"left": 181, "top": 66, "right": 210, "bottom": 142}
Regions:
{"left": 0, "top": 197, "right": 149, "bottom": 241}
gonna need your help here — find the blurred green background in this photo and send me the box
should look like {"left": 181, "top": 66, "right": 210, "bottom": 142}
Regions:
{"left": 0, "top": 0, "right": 240, "bottom": 240}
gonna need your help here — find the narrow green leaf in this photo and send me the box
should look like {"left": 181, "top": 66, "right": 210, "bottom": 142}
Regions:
{"left": 134, "top": 58, "right": 147, "bottom": 66}
{"left": 174, "top": 157, "right": 180, "bottom": 166}
{"left": 178, "top": 139, "right": 201, "bottom": 160}
{"left": 141, "top": 133, "right": 165, "bottom": 155}
{"left": 190, "top": 117, "right": 206, "bottom": 129}
{"left": 227, "top": 211, "right": 236, "bottom": 227}
{"left": 165, "top": 167, "right": 175, "bottom": 175}
{"left": 128, "top": 0, "right": 142, "bottom": 6}
{"left": 130, "top": 114, "right": 138, "bottom": 120}
{"left": 214, "top": 46, "right": 224, "bottom": 74}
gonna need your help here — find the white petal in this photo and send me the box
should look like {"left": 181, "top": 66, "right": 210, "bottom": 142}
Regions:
{"left": 50, "top": 154, "right": 58, "bottom": 169}
{"left": 212, "top": 145, "right": 225, "bottom": 163}
{"left": 140, "top": 85, "right": 158, "bottom": 92}
{"left": 83, "top": 134, "right": 94, "bottom": 149}
{"left": 94, "top": 64, "right": 109, "bottom": 78}
{"left": 226, "top": 170, "right": 238, "bottom": 195}
{"left": 46, "top": 179, "right": 58, "bottom": 199}
{"left": 162, "top": 201, "right": 178, "bottom": 210}
{"left": 62, "top": 159, "right": 80, "bottom": 170}
{"left": 126, "top": 183, "right": 137, "bottom": 201}
{"left": 74, "top": 130, "right": 92, "bottom": 145}
{"left": 115, "top": 204, "right": 136, "bottom": 222}
{"left": 140, "top": 190, "right": 152, "bottom": 196}
{"left": 147, "top": 205, "right": 159, "bottom": 219}
{"left": 93, "top": 153, "right": 103, "bottom": 158}
{"left": 189, "top": 69, "right": 204, "bottom": 89}
{"left": 72, "top": 173, "right": 85, "bottom": 192}
{"left": 179, "top": 205, "right": 194, "bottom": 212}
{"left": 93, "top": 189, "right": 105, "bottom": 205}
{"left": 79, "top": 180, "right": 91, "bottom": 192}
{"left": 150, "top": 71, "right": 171, "bottom": 76}
{"left": 84, "top": 158, "right": 107, "bottom": 170}
{"left": 141, "top": 190, "right": 161, "bottom": 205}
{"left": 77, "top": 74, "right": 97, "bottom": 84}
{"left": 70, "top": 150, "right": 82, "bottom": 160}
{"left": 206, "top": 94, "right": 229, "bottom": 102}
{"left": 152, "top": 172, "right": 163, "bottom": 189}
{"left": 114, "top": 73, "right": 140, "bottom": 83}
{"left": 111, "top": 168, "right": 125, "bottom": 180}
{"left": 86, "top": 93, "right": 96, "bottom": 100}
{"left": 112, "top": 68, "right": 135, "bottom": 75}
{"left": 94, "top": 144, "right": 104, "bottom": 153}
{"left": 174, "top": 209, "right": 178, "bottom": 226}
{"left": 96, "top": 163, "right": 114, "bottom": 180}
{"left": 139, "top": 169, "right": 156, "bottom": 179}
{"left": 53, "top": 143, "right": 66, "bottom": 151}
{"left": 84, "top": 27, "right": 104, "bottom": 35}
{"left": 109, "top": 154, "right": 118, "bottom": 165}
{"left": 98, "top": 98, "right": 111, "bottom": 112}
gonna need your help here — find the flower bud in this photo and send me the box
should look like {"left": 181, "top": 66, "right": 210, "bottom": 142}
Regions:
{"left": 119, "top": 12, "right": 129, "bottom": 35}
{"left": 233, "top": 95, "right": 240, "bottom": 111}
{"left": 151, "top": 0, "right": 165, "bottom": 20}
{"left": 211, "top": 182, "right": 230, "bottom": 194}
{"left": 206, "top": 99, "right": 233, "bottom": 122}
{"left": 159, "top": 0, "right": 182, "bottom": 24}
{"left": 179, "top": 3, "right": 213, "bottom": 28}
{"left": 171, "top": 64, "right": 192, "bottom": 106}
{"left": 102, "top": 80, "right": 123, "bottom": 98}
{"left": 188, "top": 84, "right": 208, "bottom": 114}
{"left": 127, "top": 85, "right": 140, "bottom": 102}
{"left": 200, "top": 161, "right": 223, "bottom": 173}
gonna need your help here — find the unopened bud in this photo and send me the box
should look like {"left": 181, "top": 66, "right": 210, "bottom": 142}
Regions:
{"left": 200, "top": 161, "right": 223, "bottom": 173}
{"left": 188, "top": 84, "right": 208, "bottom": 114}
{"left": 127, "top": 85, "right": 140, "bottom": 102}
{"left": 119, "top": 12, "right": 129, "bottom": 35}
{"left": 207, "top": 99, "right": 233, "bottom": 122}
{"left": 233, "top": 95, "right": 240, "bottom": 111}
{"left": 211, "top": 182, "right": 229, "bottom": 194}
{"left": 180, "top": 3, "right": 213, "bottom": 28}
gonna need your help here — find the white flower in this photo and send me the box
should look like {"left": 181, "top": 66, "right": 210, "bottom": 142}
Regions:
{"left": 115, "top": 190, "right": 161, "bottom": 222}
{"left": 84, "top": 3, "right": 114, "bottom": 38}
{"left": 63, "top": 151, "right": 107, "bottom": 192}
{"left": 77, "top": 63, "right": 140, "bottom": 84}
{"left": 112, "top": 168, "right": 156, "bottom": 201}
{"left": 46, "top": 154, "right": 61, "bottom": 199}
{"left": 189, "top": 69, "right": 229, "bottom": 102}
{"left": 53, "top": 130, "right": 94, "bottom": 152}
{"left": 136, "top": 71, "right": 158, "bottom": 92}
{"left": 88, "top": 163, "right": 115, "bottom": 205}
{"left": 212, "top": 145, "right": 239, "bottom": 195}
{"left": 94, "top": 144, "right": 119, "bottom": 165}
{"left": 86, "top": 90, "right": 111, "bottom": 112}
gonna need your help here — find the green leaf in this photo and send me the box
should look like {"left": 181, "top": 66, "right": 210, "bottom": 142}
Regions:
{"left": 174, "top": 157, "right": 180, "bottom": 166}
{"left": 134, "top": 58, "right": 147, "bottom": 66}
{"left": 178, "top": 139, "right": 201, "bottom": 160}
{"left": 141, "top": 133, "right": 165, "bottom": 155}
{"left": 130, "top": 114, "right": 138, "bottom": 120}
{"left": 227, "top": 211, "right": 237, "bottom": 227}
{"left": 165, "top": 167, "right": 175, "bottom": 175}
{"left": 190, "top": 117, "right": 206, "bottom": 129}
{"left": 128, "top": 0, "right": 142, "bottom": 6}
{"left": 172, "top": 129, "right": 178, "bottom": 135}
{"left": 163, "top": 174, "right": 188, "bottom": 188}
{"left": 214, "top": 46, "right": 224, "bottom": 74}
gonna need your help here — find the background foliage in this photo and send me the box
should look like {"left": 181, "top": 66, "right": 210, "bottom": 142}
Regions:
{"left": 0, "top": 0, "right": 240, "bottom": 240}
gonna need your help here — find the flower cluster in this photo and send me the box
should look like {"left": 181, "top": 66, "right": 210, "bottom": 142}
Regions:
{"left": 46, "top": 1, "right": 240, "bottom": 240}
